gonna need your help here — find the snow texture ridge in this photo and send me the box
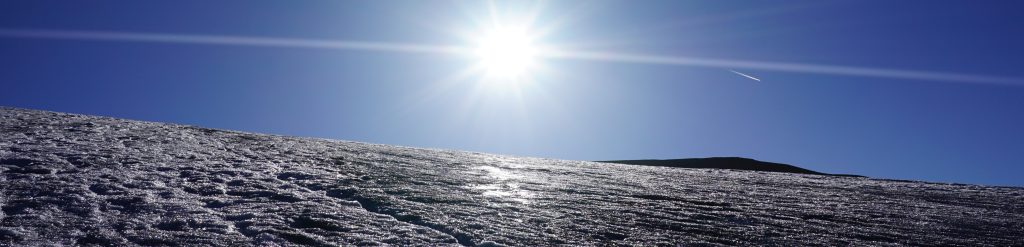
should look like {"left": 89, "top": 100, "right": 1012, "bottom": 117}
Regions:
{"left": 0, "top": 106, "right": 1022, "bottom": 246}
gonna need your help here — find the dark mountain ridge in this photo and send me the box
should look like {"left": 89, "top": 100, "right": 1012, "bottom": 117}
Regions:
{"left": 599, "top": 157, "right": 865, "bottom": 177}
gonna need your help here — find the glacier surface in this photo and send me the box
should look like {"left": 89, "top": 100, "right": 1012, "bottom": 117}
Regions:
{"left": 1, "top": 107, "right": 1022, "bottom": 246}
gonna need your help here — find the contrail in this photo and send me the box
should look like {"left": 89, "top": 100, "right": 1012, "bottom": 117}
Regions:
{"left": 730, "top": 70, "right": 761, "bottom": 81}
{"left": 0, "top": 29, "right": 468, "bottom": 55}
{"left": 2, "top": 28, "right": 1022, "bottom": 86}
{"left": 542, "top": 50, "right": 1024, "bottom": 86}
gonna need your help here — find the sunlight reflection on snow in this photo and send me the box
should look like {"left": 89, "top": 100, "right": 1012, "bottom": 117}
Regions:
{"left": 471, "top": 166, "right": 533, "bottom": 204}
{"left": 476, "top": 165, "right": 521, "bottom": 180}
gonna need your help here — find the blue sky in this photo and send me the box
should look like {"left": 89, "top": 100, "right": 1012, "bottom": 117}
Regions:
{"left": 2, "top": 1, "right": 1023, "bottom": 186}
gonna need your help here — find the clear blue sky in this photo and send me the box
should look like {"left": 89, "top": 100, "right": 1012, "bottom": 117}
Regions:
{"left": 2, "top": 1, "right": 1023, "bottom": 186}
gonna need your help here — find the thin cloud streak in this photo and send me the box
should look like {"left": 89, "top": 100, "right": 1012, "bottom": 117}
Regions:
{"left": 730, "top": 70, "right": 761, "bottom": 81}
{"left": 0, "top": 29, "right": 468, "bottom": 55}
{"left": 3, "top": 29, "right": 1022, "bottom": 86}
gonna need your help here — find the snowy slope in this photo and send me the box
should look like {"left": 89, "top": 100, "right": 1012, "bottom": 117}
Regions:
{"left": 1, "top": 107, "right": 1022, "bottom": 246}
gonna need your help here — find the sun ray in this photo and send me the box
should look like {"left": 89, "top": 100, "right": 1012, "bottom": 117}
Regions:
{"left": 0, "top": 28, "right": 469, "bottom": 55}
{"left": 2, "top": 28, "right": 1022, "bottom": 86}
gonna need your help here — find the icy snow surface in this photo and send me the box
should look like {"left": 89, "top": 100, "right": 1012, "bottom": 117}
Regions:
{"left": 1, "top": 107, "right": 1022, "bottom": 246}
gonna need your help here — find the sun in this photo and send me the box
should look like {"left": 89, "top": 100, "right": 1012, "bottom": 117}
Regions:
{"left": 474, "top": 27, "right": 538, "bottom": 78}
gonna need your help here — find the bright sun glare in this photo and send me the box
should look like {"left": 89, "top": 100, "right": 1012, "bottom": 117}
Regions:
{"left": 475, "top": 27, "right": 537, "bottom": 79}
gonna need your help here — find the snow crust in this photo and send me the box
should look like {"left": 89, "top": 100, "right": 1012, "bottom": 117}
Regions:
{"left": 1, "top": 107, "right": 1022, "bottom": 246}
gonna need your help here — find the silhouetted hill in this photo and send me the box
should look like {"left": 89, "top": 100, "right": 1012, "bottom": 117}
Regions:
{"left": 599, "top": 157, "right": 863, "bottom": 177}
